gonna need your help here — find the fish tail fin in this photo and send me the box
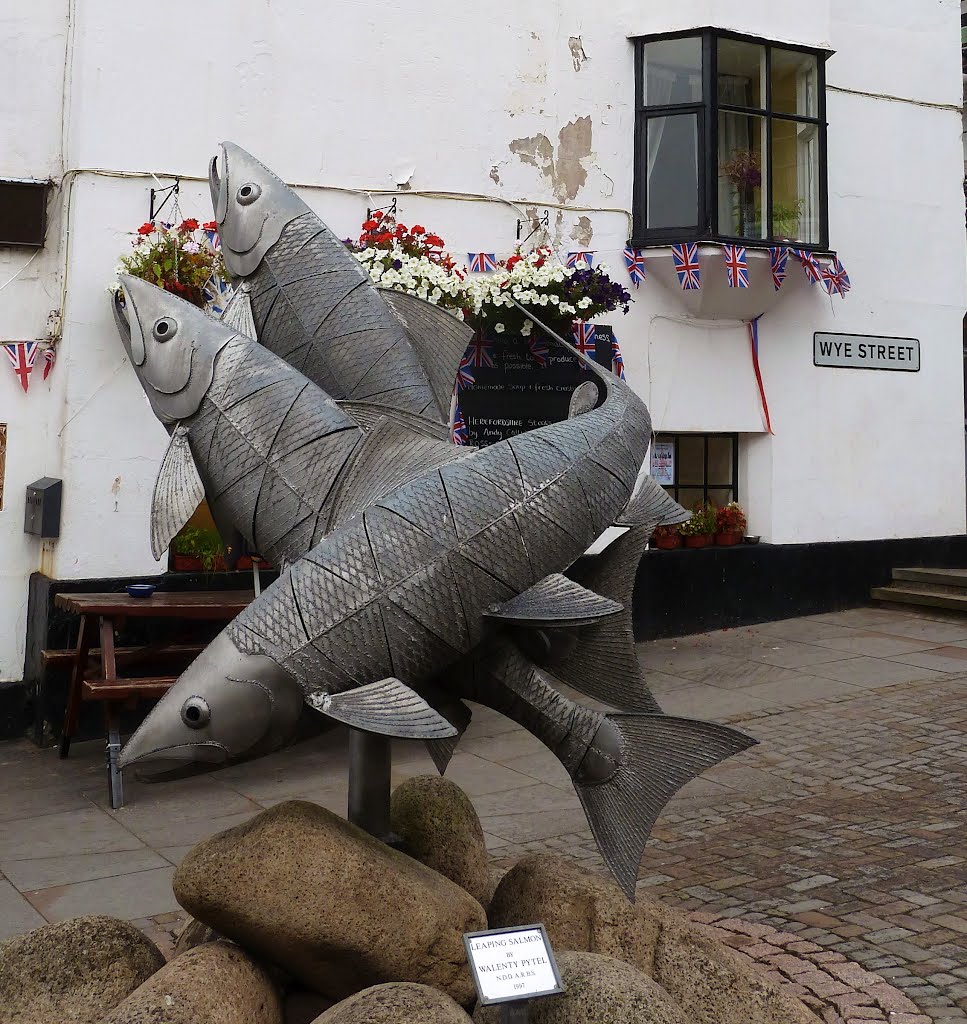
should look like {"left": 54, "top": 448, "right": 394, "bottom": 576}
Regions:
{"left": 424, "top": 735, "right": 459, "bottom": 775}
{"left": 574, "top": 713, "right": 757, "bottom": 900}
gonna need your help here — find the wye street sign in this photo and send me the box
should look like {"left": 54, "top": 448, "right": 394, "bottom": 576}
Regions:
{"left": 814, "top": 333, "right": 920, "bottom": 372}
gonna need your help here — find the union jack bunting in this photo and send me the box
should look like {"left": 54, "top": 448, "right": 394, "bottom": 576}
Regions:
{"left": 565, "top": 251, "right": 595, "bottom": 269}
{"left": 820, "top": 256, "right": 851, "bottom": 298}
{"left": 671, "top": 243, "right": 701, "bottom": 290}
{"left": 467, "top": 252, "right": 498, "bottom": 273}
{"left": 572, "top": 322, "right": 596, "bottom": 360}
{"left": 42, "top": 346, "right": 56, "bottom": 380}
{"left": 770, "top": 247, "right": 789, "bottom": 291}
{"left": 611, "top": 338, "right": 627, "bottom": 381}
{"left": 202, "top": 274, "right": 234, "bottom": 317}
{"left": 203, "top": 226, "right": 219, "bottom": 249}
{"left": 722, "top": 245, "right": 750, "bottom": 289}
{"left": 748, "top": 317, "right": 774, "bottom": 435}
{"left": 3, "top": 341, "right": 40, "bottom": 393}
{"left": 451, "top": 407, "right": 469, "bottom": 445}
{"left": 527, "top": 336, "right": 549, "bottom": 367}
{"left": 464, "top": 337, "right": 496, "bottom": 369}
{"left": 792, "top": 249, "right": 823, "bottom": 285}
{"left": 623, "top": 248, "right": 646, "bottom": 287}
{"left": 455, "top": 356, "right": 475, "bottom": 390}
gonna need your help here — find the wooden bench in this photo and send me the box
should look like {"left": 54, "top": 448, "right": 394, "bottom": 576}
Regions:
{"left": 54, "top": 591, "right": 255, "bottom": 808}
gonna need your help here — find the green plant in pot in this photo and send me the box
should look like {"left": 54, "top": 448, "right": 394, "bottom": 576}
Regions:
{"left": 171, "top": 526, "right": 226, "bottom": 571}
{"left": 715, "top": 501, "right": 747, "bottom": 546}
{"left": 680, "top": 502, "right": 717, "bottom": 549}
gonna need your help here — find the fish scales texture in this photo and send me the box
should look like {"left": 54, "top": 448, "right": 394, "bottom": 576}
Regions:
{"left": 186, "top": 337, "right": 362, "bottom": 567}
{"left": 248, "top": 211, "right": 440, "bottom": 418}
{"left": 227, "top": 376, "right": 649, "bottom": 696}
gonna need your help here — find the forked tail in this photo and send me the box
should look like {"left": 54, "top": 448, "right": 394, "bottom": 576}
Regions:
{"left": 574, "top": 713, "right": 757, "bottom": 900}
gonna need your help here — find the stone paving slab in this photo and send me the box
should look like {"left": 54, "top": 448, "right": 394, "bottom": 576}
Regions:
{"left": 1, "top": 605, "right": 965, "bottom": 1021}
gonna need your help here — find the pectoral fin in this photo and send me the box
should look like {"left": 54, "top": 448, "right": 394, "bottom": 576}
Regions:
{"left": 338, "top": 401, "right": 451, "bottom": 441}
{"left": 485, "top": 574, "right": 623, "bottom": 628}
{"left": 305, "top": 678, "right": 459, "bottom": 739}
{"left": 568, "top": 380, "right": 598, "bottom": 418}
{"left": 150, "top": 425, "right": 204, "bottom": 560}
{"left": 615, "top": 476, "right": 689, "bottom": 529}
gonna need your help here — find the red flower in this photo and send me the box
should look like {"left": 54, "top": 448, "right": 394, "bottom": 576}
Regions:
{"left": 362, "top": 219, "right": 379, "bottom": 231}
{"left": 395, "top": 224, "right": 407, "bottom": 238}
{"left": 137, "top": 222, "right": 155, "bottom": 235}
{"left": 375, "top": 232, "right": 393, "bottom": 244}
{"left": 373, "top": 211, "right": 384, "bottom": 221}
{"left": 202, "top": 220, "right": 218, "bottom": 231}
{"left": 425, "top": 234, "right": 444, "bottom": 247}
{"left": 178, "top": 218, "right": 199, "bottom": 232}
{"left": 506, "top": 255, "right": 522, "bottom": 271}
{"left": 411, "top": 224, "right": 426, "bottom": 235}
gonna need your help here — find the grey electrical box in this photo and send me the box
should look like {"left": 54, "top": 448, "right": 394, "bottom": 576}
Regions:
{"left": 24, "top": 477, "right": 62, "bottom": 538}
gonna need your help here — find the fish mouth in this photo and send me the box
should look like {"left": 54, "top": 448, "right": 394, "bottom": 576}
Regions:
{"left": 118, "top": 740, "right": 229, "bottom": 774}
{"left": 210, "top": 148, "right": 228, "bottom": 224}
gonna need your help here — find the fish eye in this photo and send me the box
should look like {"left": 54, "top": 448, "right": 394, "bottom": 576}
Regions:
{"left": 181, "top": 696, "right": 211, "bottom": 729}
{"left": 236, "top": 182, "right": 261, "bottom": 206}
{"left": 153, "top": 317, "right": 178, "bottom": 343}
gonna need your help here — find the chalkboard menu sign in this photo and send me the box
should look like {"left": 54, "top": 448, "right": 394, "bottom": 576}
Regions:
{"left": 456, "top": 325, "right": 621, "bottom": 448}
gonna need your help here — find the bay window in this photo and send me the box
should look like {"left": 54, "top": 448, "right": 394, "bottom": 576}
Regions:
{"left": 633, "top": 29, "right": 829, "bottom": 249}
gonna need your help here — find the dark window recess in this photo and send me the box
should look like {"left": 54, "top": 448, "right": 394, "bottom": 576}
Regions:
{"left": 0, "top": 180, "right": 49, "bottom": 247}
{"left": 633, "top": 28, "right": 829, "bottom": 250}
{"left": 654, "top": 432, "right": 738, "bottom": 511}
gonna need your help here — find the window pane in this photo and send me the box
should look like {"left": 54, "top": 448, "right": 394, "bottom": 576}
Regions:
{"left": 708, "top": 488, "right": 734, "bottom": 509}
{"left": 645, "top": 114, "right": 698, "bottom": 229}
{"left": 717, "top": 38, "right": 765, "bottom": 109}
{"left": 678, "top": 488, "right": 705, "bottom": 512}
{"left": 718, "top": 113, "right": 767, "bottom": 240}
{"left": 771, "top": 48, "right": 818, "bottom": 117}
{"left": 707, "top": 436, "right": 734, "bottom": 484}
{"left": 642, "top": 37, "right": 703, "bottom": 106}
{"left": 678, "top": 436, "right": 705, "bottom": 485}
{"left": 772, "top": 118, "right": 820, "bottom": 244}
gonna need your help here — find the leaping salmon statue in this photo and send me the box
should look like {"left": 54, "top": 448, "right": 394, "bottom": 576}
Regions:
{"left": 116, "top": 148, "right": 756, "bottom": 898}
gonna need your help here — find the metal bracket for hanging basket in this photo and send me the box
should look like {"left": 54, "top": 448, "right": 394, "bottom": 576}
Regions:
{"left": 149, "top": 178, "right": 180, "bottom": 223}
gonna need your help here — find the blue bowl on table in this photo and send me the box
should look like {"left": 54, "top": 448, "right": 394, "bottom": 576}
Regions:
{"left": 126, "top": 584, "right": 156, "bottom": 599}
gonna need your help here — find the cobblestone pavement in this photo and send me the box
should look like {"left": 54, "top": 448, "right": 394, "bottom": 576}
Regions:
{"left": 1, "top": 605, "right": 965, "bottom": 1021}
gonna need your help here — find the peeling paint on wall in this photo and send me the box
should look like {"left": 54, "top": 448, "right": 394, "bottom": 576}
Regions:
{"left": 489, "top": 165, "right": 502, "bottom": 185}
{"left": 509, "top": 116, "right": 593, "bottom": 203}
{"left": 568, "top": 36, "right": 588, "bottom": 72}
{"left": 570, "top": 216, "right": 593, "bottom": 246}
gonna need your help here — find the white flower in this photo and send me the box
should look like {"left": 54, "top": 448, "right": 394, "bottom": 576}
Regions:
{"left": 183, "top": 240, "right": 201, "bottom": 254}
{"left": 495, "top": 323, "right": 505, "bottom": 333}
{"left": 577, "top": 296, "right": 592, "bottom": 309}
{"left": 521, "top": 320, "right": 534, "bottom": 337}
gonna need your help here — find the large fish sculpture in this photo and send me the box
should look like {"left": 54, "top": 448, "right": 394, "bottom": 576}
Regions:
{"left": 209, "top": 142, "right": 465, "bottom": 425}
{"left": 119, "top": 287, "right": 755, "bottom": 896}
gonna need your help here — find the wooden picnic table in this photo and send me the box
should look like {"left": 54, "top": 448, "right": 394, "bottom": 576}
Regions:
{"left": 52, "top": 590, "right": 255, "bottom": 808}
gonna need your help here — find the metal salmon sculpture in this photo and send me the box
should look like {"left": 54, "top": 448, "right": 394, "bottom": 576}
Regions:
{"left": 119, "top": 268, "right": 755, "bottom": 895}
{"left": 209, "top": 142, "right": 467, "bottom": 425}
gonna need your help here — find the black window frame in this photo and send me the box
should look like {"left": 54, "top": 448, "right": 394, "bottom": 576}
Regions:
{"left": 653, "top": 432, "right": 739, "bottom": 508}
{"left": 632, "top": 27, "right": 830, "bottom": 250}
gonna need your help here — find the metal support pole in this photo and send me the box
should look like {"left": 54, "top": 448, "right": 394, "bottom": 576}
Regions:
{"left": 347, "top": 728, "right": 393, "bottom": 842}
{"left": 499, "top": 1002, "right": 529, "bottom": 1024}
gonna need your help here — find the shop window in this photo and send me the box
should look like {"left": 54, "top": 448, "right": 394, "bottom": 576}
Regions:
{"left": 633, "top": 29, "right": 828, "bottom": 249}
{"left": 651, "top": 433, "right": 738, "bottom": 510}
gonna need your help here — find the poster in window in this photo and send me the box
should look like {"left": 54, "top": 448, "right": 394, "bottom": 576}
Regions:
{"left": 650, "top": 440, "right": 675, "bottom": 485}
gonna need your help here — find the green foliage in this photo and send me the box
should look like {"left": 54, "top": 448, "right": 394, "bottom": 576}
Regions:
{"left": 172, "top": 526, "right": 224, "bottom": 570}
{"left": 679, "top": 501, "right": 717, "bottom": 537}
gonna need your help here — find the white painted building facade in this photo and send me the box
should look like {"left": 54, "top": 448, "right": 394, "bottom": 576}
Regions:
{"left": 0, "top": 0, "right": 965, "bottom": 682}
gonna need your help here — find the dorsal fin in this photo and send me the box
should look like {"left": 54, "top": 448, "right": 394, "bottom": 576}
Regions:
{"left": 485, "top": 574, "right": 622, "bottom": 627}
{"left": 378, "top": 289, "right": 473, "bottom": 422}
{"left": 338, "top": 400, "right": 451, "bottom": 441}
{"left": 615, "top": 475, "right": 689, "bottom": 529}
{"left": 327, "top": 417, "right": 474, "bottom": 529}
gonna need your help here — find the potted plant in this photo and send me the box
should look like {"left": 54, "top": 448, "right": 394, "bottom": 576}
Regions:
{"left": 680, "top": 502, "right": 717, "bottom": 549}
{"left": 170, "top": 526, "right": 226, "bottom": 572}
{"left": 652, "top": 524, "right": 683, "bottom": 550}
{"left": 716, "top": 502, "right": 747, "bottom": 546}
{"left": 721, "top": 149, "right": 762, "bottom": 237}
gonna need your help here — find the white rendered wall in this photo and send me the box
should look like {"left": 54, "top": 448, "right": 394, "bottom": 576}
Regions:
{"left": 0, "top": 0, "right": 964, "bottom": 679}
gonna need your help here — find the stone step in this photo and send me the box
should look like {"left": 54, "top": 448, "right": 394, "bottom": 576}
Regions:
{"left": 871, "top": 583, "right": 967, "bottom": 613}
{"left": 892, "top": 566, "right": 967, "bottom": 589}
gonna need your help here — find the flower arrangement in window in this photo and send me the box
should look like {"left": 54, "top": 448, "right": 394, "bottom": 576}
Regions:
{"left": 679, "top": 502, "right": 718, "bottom": 548}
{"left": 345, "top": 212, "right": 467, "bottom": 315}
{"left": 721, "top": 149, "right": 762, "bottom": 237}
{"left": 114, "top": 219, "right": 228, "bottom": 309}
{"left": 715, "top": 501, "right": 747, "bottom": 545}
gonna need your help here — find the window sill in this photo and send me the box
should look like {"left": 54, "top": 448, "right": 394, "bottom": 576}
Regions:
{"left": 640, "top": 243, "right": 830, "bottom": 321}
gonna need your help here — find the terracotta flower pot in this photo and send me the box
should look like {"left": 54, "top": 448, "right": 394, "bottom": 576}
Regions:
{"left": 654, "top": 533, "right": 683, "bottom": 550}
{"left": 715, "top": 531, "right": 743, "bottom": 546}
{"left": 172, "top": 554, "right": 203, "bottom": 571}
{"left": 683, "top": 534, "right": 715, "bottom": 549}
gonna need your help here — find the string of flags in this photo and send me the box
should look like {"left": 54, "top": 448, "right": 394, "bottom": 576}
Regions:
{"left": 3, "top": 341, "right": 57, "bottom": 393}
